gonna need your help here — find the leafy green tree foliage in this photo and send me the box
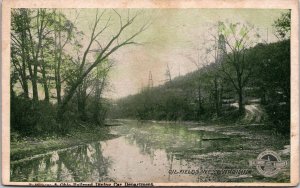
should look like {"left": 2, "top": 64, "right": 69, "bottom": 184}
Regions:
{"left": 251, "top": 40, "right": 290, "bottom": 134}
{"left": 10, "top": 9, "right": 146, "bottom": 135}
{"left": 273, "top": 11, "right": 291, "bottom": 40}
{"left": 218, "top": 22, "right": 260, "bottom": 114}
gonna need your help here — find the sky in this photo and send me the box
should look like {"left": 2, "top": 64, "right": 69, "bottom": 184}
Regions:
{"left": 66, "top": 9, "right": 288, "bottom": 99}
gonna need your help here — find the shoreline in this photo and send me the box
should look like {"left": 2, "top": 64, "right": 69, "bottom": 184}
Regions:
{"left": 10, "top": 119, "right": 288, "bottom": 163}
{"left": 10, "top": 126, "right": 118, "bottom": 162}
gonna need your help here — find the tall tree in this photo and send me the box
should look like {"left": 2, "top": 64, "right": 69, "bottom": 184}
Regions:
{"left": 218, "top": 22, "right": 260, "bottom": 114}
{"left": 57, "top": 10, "right": 148, "bottom": 120}
{"left": 11, "top": 9, "right": 31, "bottom": 98}
{"left": 11, "top": 9, "right": 54, "bottom": 101}
{"left": 28, "top": 9, "right": 49, "bottom": 102}
{"left": 53, "top": 10, "right": 77, "bottom": 105}
{"left": 11, "top": 9, "right": 32, "bottom": 98}
{"left": 40, "top": 46, "right": 50, "bottom": 102}
{"left": 92, "top": 60, "right": 113, "bottom": 125}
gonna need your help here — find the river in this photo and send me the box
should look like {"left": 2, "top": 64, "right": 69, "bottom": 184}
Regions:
{"left": 10, "top": 120, "right": 290, "bottom": 182}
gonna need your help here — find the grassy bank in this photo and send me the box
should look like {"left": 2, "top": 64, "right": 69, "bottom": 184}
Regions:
{"left": 10, "top": 125, "right": 118, "bottom": 162}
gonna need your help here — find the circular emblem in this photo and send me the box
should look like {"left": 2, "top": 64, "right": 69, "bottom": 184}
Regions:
{"left": 251, "top": 150, "right": 287, "bottom": 177}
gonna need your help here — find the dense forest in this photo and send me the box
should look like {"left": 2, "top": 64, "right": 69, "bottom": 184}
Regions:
{"left": 10, "top": 9, "right": 147, "bottom": 136}
{"left": 10, "top": 9, "right": 290, "bottom": 137}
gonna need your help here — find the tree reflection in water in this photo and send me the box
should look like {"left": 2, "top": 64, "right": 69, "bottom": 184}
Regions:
{"left": 11, "top": 142, "right": 112, "bottom": 182}
{"left": 11, "top": 122, "right": 263, "bottom": 182}
{"left": 114, "top": 122, "right": 236, "bottom": 182}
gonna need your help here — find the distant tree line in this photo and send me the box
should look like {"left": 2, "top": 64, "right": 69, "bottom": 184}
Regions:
{"left": 109, "top": 11, "right": 290, "bottom": 134}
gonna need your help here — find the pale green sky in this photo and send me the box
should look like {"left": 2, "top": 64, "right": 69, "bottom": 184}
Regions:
{"left": 65, "top": 9, "right": 288, "bottom": 99}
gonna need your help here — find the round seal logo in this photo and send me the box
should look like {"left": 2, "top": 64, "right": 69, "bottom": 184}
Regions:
{"left": 249, "top": 150, "right": 288, "bottom": 177}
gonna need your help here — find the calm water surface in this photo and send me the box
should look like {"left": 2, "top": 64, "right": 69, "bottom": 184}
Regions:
{"left": 10, "top": 120, "right": 289, "bottom": 182}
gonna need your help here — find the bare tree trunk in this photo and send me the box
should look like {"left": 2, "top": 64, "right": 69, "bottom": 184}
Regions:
{"left": 57, "top": 79, "right": 80, "bottom": 120}
{"left": 56, "top": 53, "right": 62, "bottom": 105}
{"left": 21, "top": 9, "right": 37, "bottom": 101}
{"left": 77, "top": 97, "right": 87, "bottom": 121}
{"left": 25, "top": 47, "right": 35, "bottom": 99}
{"left": 21, "top": 62, "right": 29, "bottom": 98}
{"left": 219, "top": 83, "right": 223, "bottom": 115}
{"left": 41, "top": 65, "right": 49, "bottom": 102}
{"left": 40, "top": 48, "right": 49, "bottom": 102}
{"left": 197, "top": 85, "right": 202, "bottom": 119}
{"left": 31, "top": 9, "right": 45, "bottom": 102}
{"left": 19, "top": 20, "right": 29, "bottom": 98}
{"left": 57, "top": 14, "right": 62, "bottom": 104}
{"left": 213, "top": 77, "right": 220, "bottom": 116}
{"left": 28, "top": 9, "right": 46, "bottom": 102}
{"left": 237, "top": 76, "right": 244, "bottom": 114}
{"left": 93, "top": 78, "right": 101, "bottom": 125}
{"left": 32, "top": 66, "right": 39, "bottom": 102}
{"left": 54, "top": 12, "right": 62, "bottom": 105}
{"left": 93, "top": 72, "right": 107, "bottom": 125}
{"left": 238, "top": 89, "right": 244, "bottom": 114}
{"left": 76, "top": 85, "right": 87, "bottom": 121}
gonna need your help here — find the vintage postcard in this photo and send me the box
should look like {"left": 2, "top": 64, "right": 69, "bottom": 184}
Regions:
{"left": 2, "top": 0, "right": 299, "bottom": 186}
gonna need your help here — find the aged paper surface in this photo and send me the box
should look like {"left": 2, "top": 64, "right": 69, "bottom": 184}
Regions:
{"left": 2, "top": 0, "right": 299, "bottom": 186}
